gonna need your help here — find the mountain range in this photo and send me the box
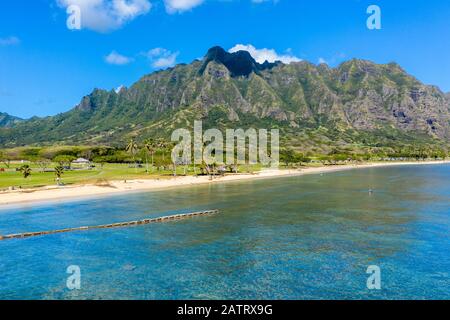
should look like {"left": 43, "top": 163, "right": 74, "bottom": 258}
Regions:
{"left": 1, "top": 46, "right": 449, "bottom": 153}
{"left": 0, "top": 112, "right": 22, "bottom": 128}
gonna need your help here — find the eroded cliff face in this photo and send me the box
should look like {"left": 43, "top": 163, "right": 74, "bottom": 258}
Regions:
{"left": 1, "top": 47, "right": 449, "bottom": 149}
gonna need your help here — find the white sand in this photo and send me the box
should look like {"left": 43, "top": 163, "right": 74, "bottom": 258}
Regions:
{"left": 0, "top": 161, "right": 448, "bottom": 207}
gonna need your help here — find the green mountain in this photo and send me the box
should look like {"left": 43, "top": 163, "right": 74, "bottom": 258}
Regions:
{"left": 1, "top": 46, "right": 449, "bottom": 153}
{"left": 0, "top": 112, "right": 22, "bottom": 128}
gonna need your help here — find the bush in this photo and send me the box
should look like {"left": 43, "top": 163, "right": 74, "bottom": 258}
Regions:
{"left": 53, "top": 155, "right": 76, "bottom": 164}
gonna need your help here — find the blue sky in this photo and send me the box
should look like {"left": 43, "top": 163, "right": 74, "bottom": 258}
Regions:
{"left": 1, "top": 0, "right": 450, "bottom": 118}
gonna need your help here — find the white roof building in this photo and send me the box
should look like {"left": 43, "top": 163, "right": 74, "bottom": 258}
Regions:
{"left": 72, "top": 158, "right": 90, "bottom": 164}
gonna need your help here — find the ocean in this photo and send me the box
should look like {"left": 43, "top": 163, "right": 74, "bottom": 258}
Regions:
{"left": 0, "top": 164, "right": 449, "bottom": 299}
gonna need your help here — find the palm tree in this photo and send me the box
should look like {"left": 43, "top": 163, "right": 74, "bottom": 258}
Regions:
{"left": 0, "top": 151, "right": 11, "bottom": 169}
{"left": 126, "top": 138, "right": 139, "bottom": 171}
{"left": 167, "top": 141, "right": 180, "bottom": 177}
{"left": 143, "top": 138, "right": 156, "bottom": 173}
{"left": 157, "top": 139, "right": 168, "bottom": 164}
{"left": 37, "top": 159, "right": 51, "bottom": 173}
{"left": 55, "top": 165, "right": 64, "bottom": 185}
{"left": 19, "top": 165, "right": 32, "bottom": 179}
{"left": 200, "top": 161, "right": 213, "bottom": 180}
{"left": 176, "top": 140, "right": 190, "bottom": 176}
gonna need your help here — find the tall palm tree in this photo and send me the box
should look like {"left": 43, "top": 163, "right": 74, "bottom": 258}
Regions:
{"left": 143, "top": 138, "right": 156, "bottom": 173}
{"left": 19, "top": 165, "right": 32, "bottom": 179}
{"left": 55, "top": 165, "right": 64, "bottom": 185}
{"left": 126, "top": 138, "right": 139, "bottom": 171}
{"left": 165, "top": 141, "right": 179, "bottom": 176}
{"left": 157, "top": 139, "right": 168, "bottom": 163}
{"left": 176, "top": 140, "right": 190, "bottom": 176}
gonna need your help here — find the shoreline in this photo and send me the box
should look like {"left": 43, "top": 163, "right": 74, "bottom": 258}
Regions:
{"left": 1, "top": 161, "right": 449, "bottom": 208}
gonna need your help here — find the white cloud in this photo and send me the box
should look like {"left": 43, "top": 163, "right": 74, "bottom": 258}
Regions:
{"left": 105, "top": 51, "right": 132, "bottom": 65}
{"left": 164, "top": 0, "right": 204, "bottom": 14}
{"left": 56, "top": 0, "right": 152, "bottom": 32}
{"left": 144, "top": 48, "right": 179, "bottom": 68}
{"left": 318, "top": 57, "right": 327, "bottom": 64}
{"left": 229, "top": 44, "right": 301, "bottom": 64}
{"left": 115, "top": 85, "right": 125, "bottom": 93}
{"left": 0, "top": 36, "right": 20, "bottom": 46}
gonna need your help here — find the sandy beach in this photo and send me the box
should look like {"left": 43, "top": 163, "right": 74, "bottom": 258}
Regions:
{"left": 0, "top": 161, "right": 448, "bottom": 207}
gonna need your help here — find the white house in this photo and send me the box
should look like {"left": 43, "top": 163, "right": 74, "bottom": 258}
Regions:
{"left": 72, "top": 158, "right": 91, "bottom": 165}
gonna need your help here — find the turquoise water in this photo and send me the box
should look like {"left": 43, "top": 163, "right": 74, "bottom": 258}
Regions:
{"left": 0, "top": 165, "right": 449, "bottom": 300}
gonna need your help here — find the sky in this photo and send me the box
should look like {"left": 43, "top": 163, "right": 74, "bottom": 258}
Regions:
{"left": 1, "top": 0, "right": 450, "bottom": 119}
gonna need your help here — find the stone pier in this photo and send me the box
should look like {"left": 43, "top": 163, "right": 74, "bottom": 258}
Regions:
{"left": 0, "top": 210, "right": 219, "bottom": 241}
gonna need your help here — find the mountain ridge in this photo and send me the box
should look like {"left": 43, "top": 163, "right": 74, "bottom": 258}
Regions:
{"left": 1, "top": 46, "right": 449, "bottom": 153}
{"left": 0, "top": 112, "right": 23, "bottom": 128}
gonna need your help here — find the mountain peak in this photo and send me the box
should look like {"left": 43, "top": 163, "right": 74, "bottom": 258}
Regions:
{"left": 202, "top": 46, "right": 258, "bottom": 77}
{"left": 204, "top": 46, "right": 228, "bottom": 61}
{"left": 0, "top": 112, "right": 23, "bottom": 128}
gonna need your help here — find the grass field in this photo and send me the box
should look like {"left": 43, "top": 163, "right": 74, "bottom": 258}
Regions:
{"left": 0, "top": 162, "right": 263, "bottom": 189}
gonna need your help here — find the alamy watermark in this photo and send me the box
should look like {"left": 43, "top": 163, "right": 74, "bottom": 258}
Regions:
{"left": 171, "top": 121, "right": 279, "bottom": 168}
{"left": 65, "top": 4, "right": 381, "bottom": 31}
{"left": 367, "top": 5, "right": 382, "bottom": 30}
{"left": 366, "top": 265, "right": 381, "bottom": 290}
{"left": 66, "top": 5, "right": 81, "bottom": 30}
{"left": 66, "top": 265, "right": 81, "bottom": 290}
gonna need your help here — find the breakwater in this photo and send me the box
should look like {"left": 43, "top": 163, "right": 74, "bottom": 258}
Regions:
{"left": 0, "top": 210, "right": 219, "bottom": 241}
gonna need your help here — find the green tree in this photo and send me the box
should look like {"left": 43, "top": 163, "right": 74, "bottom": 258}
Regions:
{"left": 53, "top": 155, "right": 76, "bottom": 168}
{"left": 318, "top": 155, "right": 331, "bottom": 165}
{"left": 19, "top": 164, "right": 32, "bottom": 179}
{"left": 296, "top": 153, "right": 312, "bottom": 165}
{"left": 157, "top": 139, "right": 168, "bottom": 163}
{"left": 0, "top": 151, "right": 11, "bottom": 169}
{"left": 54, "top": 165, "right": 64, "bottom": 185}
{"left": 126, "top": 138, "right": 139, "bottom": 170}
{"left": 280, "top": 148, "right": 296, "bottom": 167}
{"left": 331, "top": 153, "right": 349, "bottom": 163}
{"left": 143, "top": 138, "right": 156, "bottom": 173}
{"left": 174, "top": 140, "right": 190, "bottom": 176}
{"left": 36, "top": 159, "right": 51, "bottom": 173}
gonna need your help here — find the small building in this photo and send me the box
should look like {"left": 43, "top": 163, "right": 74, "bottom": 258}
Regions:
{"left": 71, "top": 158, "right": 93, "bottom": 170}
{"left": 72, "top": 158, "right": 91, "bottom": 165}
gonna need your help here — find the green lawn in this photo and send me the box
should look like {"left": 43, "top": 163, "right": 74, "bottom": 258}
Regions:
{"left": 1, "top": 163, "right": 155, "bottom": 189}
{"left": 0, "top": 162, "right": 264, "bottom": 189}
